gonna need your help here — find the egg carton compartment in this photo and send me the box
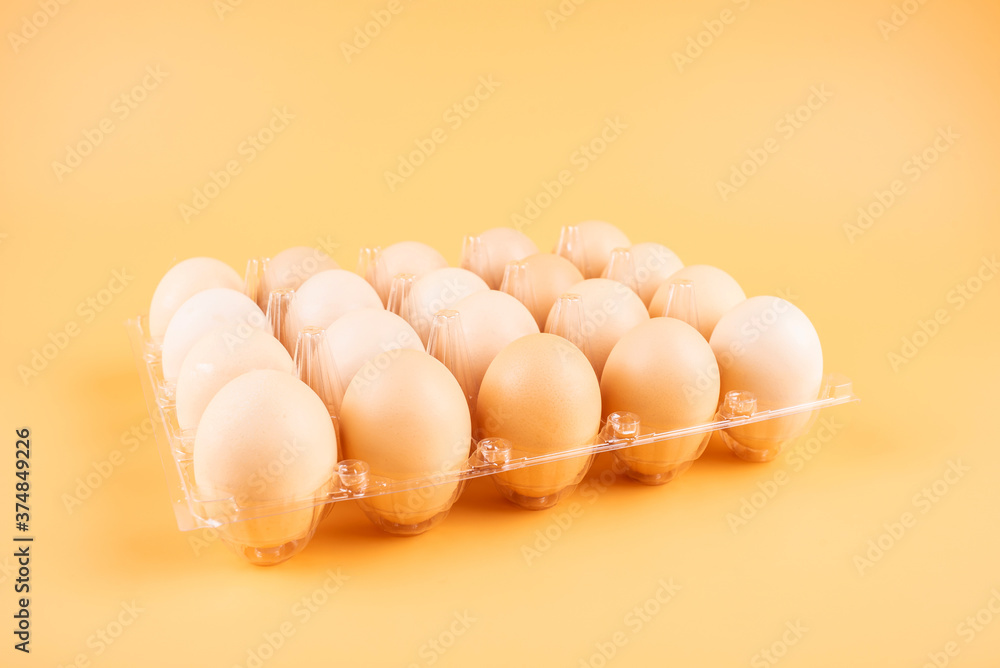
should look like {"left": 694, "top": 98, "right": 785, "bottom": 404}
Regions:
{"left": 130, "top": 234, "right": 858, "bottom": 565}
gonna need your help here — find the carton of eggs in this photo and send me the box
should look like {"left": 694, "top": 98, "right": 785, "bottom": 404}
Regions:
{"left": 134, "top": 231, "right": 853, "bottom": 566}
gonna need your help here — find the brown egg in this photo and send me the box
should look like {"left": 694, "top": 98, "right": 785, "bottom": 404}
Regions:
{"left": 506, "top": 253, "right": 584, "bottom": 330}
{"left": 340, "top": 349, "right": 471, "bottom": 531}
{"left": 649, "top": 264, "right": 745, "bottom": 340}
{"left": 451, "top": 290, "right": 539, "bottom": 399}
{"left": 601, "top": 318, "right": 719, "bottom": 483}
{"left": 466, "top": 227, "right": 539, "bottom": 289}
{"left": 476, "top": 333, "right": 601, "bottom": 507}
{"left": 545, "top": 278, "right": 649, "bottom": 379}
{"left": 710, "top": 296, "right": 824, "bottom": 461}
{"left": 555, "top": 220, "right": 631, "bottom": 278}
{"left": 628, "top": 242, "right": 684, "bottom": 307}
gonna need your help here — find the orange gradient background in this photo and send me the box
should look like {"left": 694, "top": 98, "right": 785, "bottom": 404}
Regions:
{"left": 1, "top": 0, "right": 998, "bottom": 666}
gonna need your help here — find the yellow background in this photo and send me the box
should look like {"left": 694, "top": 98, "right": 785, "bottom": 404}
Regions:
{"left": 2, "top": 0, "right": 998, "bottom": 665}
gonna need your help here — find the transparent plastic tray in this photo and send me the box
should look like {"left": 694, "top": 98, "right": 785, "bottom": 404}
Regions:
{"left": 127, "top": 240, "right": 858, "bottom": 564}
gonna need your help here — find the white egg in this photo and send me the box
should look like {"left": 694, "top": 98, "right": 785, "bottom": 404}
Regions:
{"left": 451, "top": 290, "right": 539, "bottom": 398}
{"left": 290, "top": 269, "right": 383, "bottom": 345}
{"left": 194, "top": 369, "right": 337, "bottom": 548}
{"left": 321, "top": 308, "right": 424, "bottom": 388}
{"left": 259, "top": 246, "right": 338, "bottom": 308}
{"left": 148, "top": 257, "right": 243, "bottom": 340}
{"left": 175, "top": 327, "right": 295, "bottom": 433}
{"left": 408, "top": 268, "right": 489, "bottom": 345}
{"left": 628, "top": 242, "right": 684, "bottom": 307}
{"left": 161, "top": 288, "right": 267, "bottom": 383}
{"left": 374, "top": 241, "right": 449, "bottom": 303}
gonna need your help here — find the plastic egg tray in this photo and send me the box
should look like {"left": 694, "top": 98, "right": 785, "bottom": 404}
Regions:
{"left": 127, "top": 231, "right": 858, "bottom": 565}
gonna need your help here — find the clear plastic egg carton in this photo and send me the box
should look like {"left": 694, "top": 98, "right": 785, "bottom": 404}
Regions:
{"left": 127, "top": 229, "right": 858, "bottom": 566}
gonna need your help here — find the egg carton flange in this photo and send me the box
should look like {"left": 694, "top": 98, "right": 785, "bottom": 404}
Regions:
{"left": 127, "top": 315, "right": 858, "bottom": 533}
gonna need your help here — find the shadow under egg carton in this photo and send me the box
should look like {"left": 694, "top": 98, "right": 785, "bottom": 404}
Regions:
{"left": 128, "top": 234, "right": 858, "bottom": 565}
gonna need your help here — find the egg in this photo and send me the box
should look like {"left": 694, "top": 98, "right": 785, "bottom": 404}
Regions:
{"left": 340, "top": 349, "right": 471, "bottom": 531}
{"left": 545, "top": 278, "right": 649, "bottom": 379}
{"left": 148, "top": 257, "right": 243, "bottom": 340}
{"left": 193, "top": 369, "right": 337, "bottom": 551}
{"left": 373, "top": 241, "right": 449, "bottom": 303}
{"left": 709, "top": 296, "right": 824, "bottom": 461}
{"left": 649, "top": 264, "right": 745, "bottom": 340}
{"left": 628, "top": 242, "right": 684, "bottom": 308}
{"left": 290, "top": 269, "right": 383, "bottom": 346}
{"left": 161, "top": 288, "right": 266, "bottom": 384}
{"left": 175, "top": 327, "right": 295, "bottom": 433}
{"left": 476, "top": 333, "right": 601, "bottom": 508}
{"left": 507, "top": 253, "right": 584, "bottom": 330}
{"left": 465, "top": 227, "right": 539, "bottom": 289}
{"left": 322, "top": 308, "right": 423, "bottom": 388}
{"left": 601, "top": 318, "right": 720, "bottom": 483}
{"left": 259, "top": 246, "right": 339, "bottom": 308}
{"left": 451, "top": 290, "right": 539, "bottom": 399}
{"left": 408, "top": 268, "right": 489, "bottom": 345}
{"left": 556, "top": 220, "right": 631, "bottom": 278}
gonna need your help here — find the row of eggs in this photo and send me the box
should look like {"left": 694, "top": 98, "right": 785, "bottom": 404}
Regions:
{"left": 147, "top": 221, "right": 823, "bottom": 547}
